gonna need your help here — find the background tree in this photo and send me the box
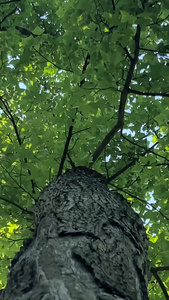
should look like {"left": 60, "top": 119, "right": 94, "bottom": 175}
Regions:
{"left": 0, "top": 0, "right": 169, "bottom": 299}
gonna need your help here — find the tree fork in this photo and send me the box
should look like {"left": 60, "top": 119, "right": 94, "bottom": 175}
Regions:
{"left": 1, "top": 167, "right": 149, "bottom": 300}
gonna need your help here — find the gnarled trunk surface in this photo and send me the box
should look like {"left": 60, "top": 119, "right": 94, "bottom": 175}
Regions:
{"left": 1, "top": 167, "right": 149, "bottom": 300}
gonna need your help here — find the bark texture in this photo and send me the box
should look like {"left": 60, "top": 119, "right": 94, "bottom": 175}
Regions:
{"left": 1, "top": 167, "right": 149, "bottom": 300}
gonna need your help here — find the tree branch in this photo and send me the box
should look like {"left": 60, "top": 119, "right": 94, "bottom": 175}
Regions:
{"left": 0, "top": 7, "right": 17, "bottom": 25}
{"left": 15, "top": 25, "right": 35, "bottom": 37}
{"left": 0, "top": 26, "right": 7, "bottom": 31}
{"left": 107, "top": 160, "right": 137, "bottom": 182}
{"left": 139, "top": 47, "right": 169, "bottom": 55}
{"left": 57, "top": 122, "right": 74, "bottom": 177}
{"left": 148, "top": 14, "right": 169, "bottom": 27}
{"left": 92, "top": 25, "right": 141, "bottom": 163}
{"left": 0, "top": 164, "right": 36, "bottom": 200}
{"left": 0, "top": 0, "right": 20, "bottom": 4}
{"left": 107, "top": 141, "right": 158, "bottom": 183}
{"left": 0, "top": 96, "right": 37, "bottom": 194}
{"left": 151, "top": 266, "right": 169, "bottom": 272}
{"left": 73, "top": 127, "right": 90, "bottom": 135}
{"left": 0, "top": 96, "right": 22, "bottom": 145}
{"left": 121, "top": 134, "right": 169, "bottom": 163}
{"left": 123, "top": 47, "right": 133, "bottom": 61}
{"left": 111, "top": 0, "right": 115, "bottom": 10}
{"left": 0, "top": 234, "right": 25, "bottom": 242}
{"left": 32, "top": 47, "right": 73, "bottom": 73}
{"left": 156, "top": 163, "right": 169, "bottom": 166}
{"left": 0, "top": 196, "right": 33, "bottom": 214}
{"left": 67, "top": 152, "right": 76, "bottom": 168}
{"left": 129, "top": 88, "right": 169, "bottom": 97}
{"left": 151, "top": 268, "right": 169, "bottom": 300}
{"left": 109, "top": 184, "right": 169, "bottom": 221}
{"left": 79, "top": 53, "right": 90, "bottom": 87}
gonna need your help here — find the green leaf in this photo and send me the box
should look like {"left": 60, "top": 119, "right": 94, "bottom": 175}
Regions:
{"left": 32, "top": 26, "right": 44, "bottom": 35}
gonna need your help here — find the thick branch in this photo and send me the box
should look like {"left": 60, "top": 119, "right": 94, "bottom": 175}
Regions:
{"left": 92, "top": 25, "right": 141, "bottom": 163}
{"left": 151, "top": 266, "right": 169, "bottom": 272}
{"left": 79, "top": 53, "right": 90, "bottom": 87}
{"left": 111, "top": 0, "right": 115, "bottom": 10}
{"left": 57, "top": 123, "right": 74, "bottom": 177}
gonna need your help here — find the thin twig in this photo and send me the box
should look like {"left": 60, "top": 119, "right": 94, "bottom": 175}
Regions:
{"left": 67, "top": 152, "right": 76, "bottom": 168}
{"left": 107, "top": 160, "right": 136, "bottom": 182}
{"left": 0, "top": 97, "right": 37, "bottom": 193}
{"left": 33, "top": 47, "right": 73, "bottom": 73}
{"left": 148, "top": 15, "right": 169, "bottom": 27}
{"left": 107, "top": 141, "right": 158, "bottom": 182}
{"left": 122, "top": 134, "right": 169, "bottom": 163}
{"left": 0, "top": 196, "right": 33, "bottom": 214}
{"left": 0, "top": 164, "right": 36, "bottom": 200}
{"left": 139, "top": 47, "right": 169, "bottom": 55}
{"left": 129, "top": 88, "right": 169, "bottom": 97}
{"left": 156, "top": 163, "right": 169, "bottom": 166}
{"left": 0, "top": 234, "right": 25, "bottom": 242}
{"left": 0, "top": 7, "right": 17, "bottom": 25}
{"left": 109, "top": 184, "right": 169, "bottom": 221}
{"left": 73, "top": 127, "right": 90, "bottom": 135}
{"left": 0, "top": 0, "right": 20, "bottom": 4}
{"left": 0, "top": 96, "right": 22, "bottom": 145}
{"left": 123, "top": 47, "right": 133, "bottom": 61}
{"left": 107, "top": 142, "right": 158, "bottom": 183}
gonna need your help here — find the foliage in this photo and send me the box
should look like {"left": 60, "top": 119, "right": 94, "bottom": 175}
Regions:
{"left": 0, "top": 0, "right": 169, "bottom": 298}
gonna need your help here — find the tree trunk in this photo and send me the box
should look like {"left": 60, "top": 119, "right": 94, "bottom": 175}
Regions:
{"left": 1, "top": 167, "right": 149, "bottom": 300}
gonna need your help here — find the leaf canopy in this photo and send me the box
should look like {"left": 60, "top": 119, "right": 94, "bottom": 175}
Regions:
{"left": 0, "top": 0, "right": 169, "bottom": 298}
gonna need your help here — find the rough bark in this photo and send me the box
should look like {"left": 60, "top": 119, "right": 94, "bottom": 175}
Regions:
{"left": 1, "top": 167, "right": 149, "bottom": 300}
